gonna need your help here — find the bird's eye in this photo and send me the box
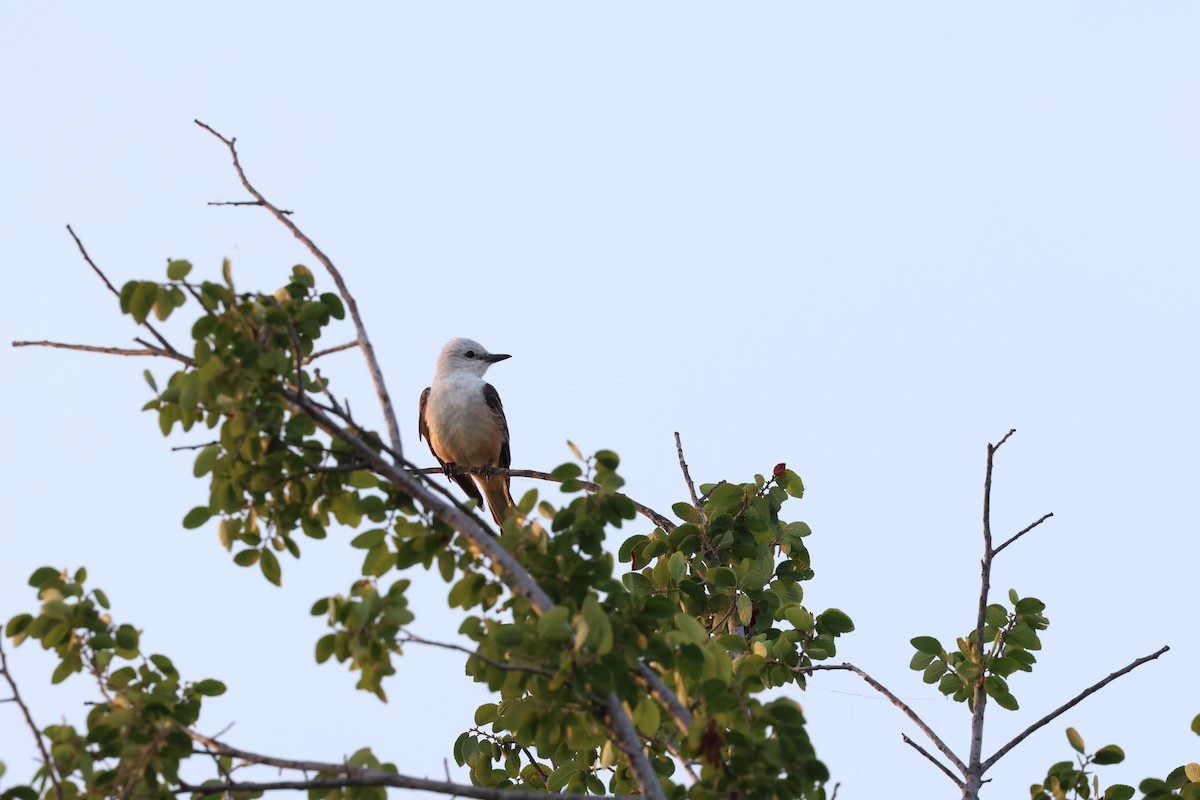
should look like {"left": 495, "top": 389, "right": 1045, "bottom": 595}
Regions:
{"left": 464, "top": 350, "right": 476, "bottom": 359}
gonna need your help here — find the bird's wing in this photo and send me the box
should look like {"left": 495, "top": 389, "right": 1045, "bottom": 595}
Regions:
{"left": 418, "top": 387, "right": 441, "bottom": 462}
{"left": 483, "top": 383, "right": 511, "bottom": 471}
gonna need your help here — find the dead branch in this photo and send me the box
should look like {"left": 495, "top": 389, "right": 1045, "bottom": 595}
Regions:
{"left": 901, "top": 733, "right": 964, "bottom": 789}
{"left": 0, "top": 637, "right": 64, "bottom": 800}
{"left": 993, "top": 512, "right": 1054, "bottom": 556}
{"left": 194, "top": 120, "right": 404, "bottom": 461}
{"left": 798, "top": 662, "right": 966, "bottom": 775}
{"left": 12, "top": 340, "right": 194, "bottom": 366}
{"left": 982, "top": 645, "right": 1170, "bottom": 772}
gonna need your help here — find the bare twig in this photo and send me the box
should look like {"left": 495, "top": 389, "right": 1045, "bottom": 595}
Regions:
{"left": 901, "top": 733, "right": 964, "bottom": 789}
{"left": 304, "top": 340, "right": 359, "bottom": 364}
{"left": 180, "top": 730, "right": 619, "bottom": 800}
{"left": 797, "top": 662, "right": 966, "bottom": 775}
{"left": 635, "top": 661, "right": 693, "bottom": 733}
{"left": 194, "top": 120, "right": 404, "bottom": 461}
{"left": 982, "top": 645, "right": 1170, "bottom": 772}
{"left": 208, "top": 200, "right": 292, "bottom": 215}
{"left": 12, "top": 340, "right": 194, "bottom": 366}
{"left": 993, "top": 512, "right": 1054, "bottom": 556}
{"left": 65, "top": 224, "right": 180, "bottom": 356}
{"left": 398, "top": 631, "right": 554, "bottom": 679}
{"left": 674, "top": 431, "right": 706, "bottom": 524}
{"left": 414, "top": 466, "right": 675, "bottom": 532}
{"left": 0, "top": 637, "right": 64, "bottom": 800}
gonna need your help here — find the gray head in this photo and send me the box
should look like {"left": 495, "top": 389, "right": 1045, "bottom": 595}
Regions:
{"left": 435, "top": 337, "right": 511, "bottom": 378}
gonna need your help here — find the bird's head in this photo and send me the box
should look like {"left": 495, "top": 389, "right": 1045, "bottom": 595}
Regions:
{"left": 436, "top": 337, "right": 511, "bottom": 378}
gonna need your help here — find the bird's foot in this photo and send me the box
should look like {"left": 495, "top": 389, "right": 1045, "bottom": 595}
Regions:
{"left": 443, "top": 462, "right": 458, "bottom": 479}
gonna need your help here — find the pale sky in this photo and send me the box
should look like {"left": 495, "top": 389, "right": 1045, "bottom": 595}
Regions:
{"left": 2, "top": 4, "right": 1198, "bottom": 798}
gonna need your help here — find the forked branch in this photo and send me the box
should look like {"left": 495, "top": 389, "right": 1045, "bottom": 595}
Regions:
{"left": 0, "top": 637, "right": 64, "bottom": 800}
{"left": 194, "top": 119, "right": 404, "bottom": 461}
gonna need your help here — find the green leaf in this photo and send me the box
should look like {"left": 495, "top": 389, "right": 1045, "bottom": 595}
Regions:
{"left": 315, "top": 634, "right": 335, "bottom": 663}
{"left": 183, "top": 506, "right": 212, "bottom": 529}
{"left": 735, "top": 594, "right": 753, "bottom": 626}
{"left": 193, "top": 679, "right": 227, "bottom": 696}
{"left": 28, "top": 566, "right": 61, "bottom": 588}
{"left": 1066, "top": 727, "right": 1085, "bottom": 753}
{"left": 911, "top": 636, "right": 944, "bottom": 656}
{"left": 474, "top": 704, "right": 498, "bottom": 725}
{"left": 233, "top": 549, "right": 260, "bottom": 567}
{"left": 537, "top": 606, "right": 572, "bottom": 641}
{"left": 167, "top": 259, "right": 193, "bottom": 280}
{"left": 320, "top": 293, "right": 345, "bottom": 320}
{"left": 1103, "top": 786, "right": 1135, "bottom": 800}
{"left": 93, "top": 589, "right": 110, "bottom": 610}
{"left": 550, "top": 462, "right": 582, "bottom": 481}
{"left": 818, "top": 608, "right": 855, "bottom": 634}
{"left": 260, "top": 549, "right": 282, "bottom": 586}
{"left": 1093, "top": 745, "right": 1124, "bottom": 765}
{"left": 668, "top": 552, "right": 687, "bottom": 583}
{"left": 594, "top": 449, "right": 619, "bottom": 470}
{"left": 1192, "top": 713, "right": 1200, "bottom": 736}
{"left": 193, "top": 445, "right": 220, "bottom": 477}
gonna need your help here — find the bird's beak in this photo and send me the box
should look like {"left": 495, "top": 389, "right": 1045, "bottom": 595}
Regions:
{"left": 485, "top": 353, "right": 511, "bottom": 363}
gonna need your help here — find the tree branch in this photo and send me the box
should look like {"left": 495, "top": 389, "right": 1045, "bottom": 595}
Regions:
{"left": 304, "top": 340, "right": 359, "bottom": 364}
{"left": 183, "top": 729, "right": 622, "bottom": 800}
{"left": 798, "top": 662, "right": 966, "bottom": 775}
{"left": 901, "top": 733, "right": 964, "bottom": 789}
{"left": 992, "top": 512, "right": 1054, "bottom": 556}
{"left": 0, "top": 636, "right": 64, "bottom": 800}
{"left": 398, "top": 631, "right": 554, "bottom": 679}
{"left": 206, "top": 200, "right": 292, "bottom": 214}
{"left": 12, "top": 340, "right": 194, "bottom": 366}
{"left": 414, "top": 465, "right": 675, "bottom": 532}
{"left": 281, "top": 388, "right": 667, "bottom": 800}
{"left": 194, "top": 120, "right": 404, "bottom": 461}
{"left": 65, "top": 224, "right": 181, "bottom": 357}
{"left": 982, "top": 645, "right": 1170, "bottom": 772}
{"left": 635, "top": 661, "right": 693, "bottom": 734}
{"left": 674, "top": 431, "right": 706, "bottom": 524}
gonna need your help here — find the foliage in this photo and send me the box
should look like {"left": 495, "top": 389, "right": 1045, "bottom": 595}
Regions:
{"left": 3, "top": 259, "right": 854, "bottom": 800}
{"left": 1030, "top": 722, "right": 1200, "bottom": 800}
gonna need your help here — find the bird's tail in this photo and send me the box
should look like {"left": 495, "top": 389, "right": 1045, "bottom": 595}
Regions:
{"left": 479, "top": 475, "right": 518, "bottom": 528}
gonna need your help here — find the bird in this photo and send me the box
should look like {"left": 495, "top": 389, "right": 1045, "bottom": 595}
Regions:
{"left": 419, "top": 337, "right": 515, "bottom": 527}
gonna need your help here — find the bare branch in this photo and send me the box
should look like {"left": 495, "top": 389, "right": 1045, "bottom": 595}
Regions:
{"left": 993, "top": 427, "right": 1016, "bottom": 451}
{"left": 414, "top": 465, "right": 675, "bottom": 532}
{"left": 194, "top": 120, "right": 404, "bottom": 460}
{"left": 304, "top": 340, "right": 359, "bottom": 364}
{"left": 398, "top": 631, "right": 554, "bottom": 679}
{"left": 207, "top": 200, "right": 292, "bottom": 214}
{"left": 65, "top": 224, "right": 181, "bottom": 356}
{"left": 992, "top": 512, "right": 1054, "bottom": 556}
{"left": 982, "top": 645, "right": 1170, "bottom": 772}
{"left": 0, "top": 637, "right": 64, "bottom": 800}
{"left": 798, "top": 662, "right": 966, "bottom": 775}
{"left": 674, "top": 431, "right": 705, "bottom": 523}
{"left": 635, "top": 661, "right": 693, "bottom": 734}
{"left": 901, "top": 733, "right": 965, "bottom": 789}
{"left": 183, "top": 729, "right": 621, "bottom": 800}
{"left": 12, "top": 340, "right": 194, "bottom": 366}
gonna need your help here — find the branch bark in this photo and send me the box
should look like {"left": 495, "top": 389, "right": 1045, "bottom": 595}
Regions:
{"left": 798, "top": 662, "right": 967, "bottom": 775}
{"left": 195, "top": 120, "right": 404, "bottom": 461}
{"left": 0, "top": 637, "right": 64, "bottom": 800}
{"left": 982, "top": 645, "right": 1170, "bottom": 772}
{"left": 184, "top": 729, "right": 624, "bottom": 800}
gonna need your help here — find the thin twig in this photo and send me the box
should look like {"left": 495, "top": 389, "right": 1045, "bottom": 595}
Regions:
{"left": 304, "top": 340, "right": 359, "bottom": 364}
{"left": 0, "top": 637, "right": 64, "bottom": 800}
{"left": 182, "top": 729, "right": 616, "bottom": 800}
{"left": 399, "top": 632, "right": 554, "bottom": 679}
{"left": 65, "top": 224, "right": 180, "bottom": 356}
{"left": 194, "top": 120, "right": 405, "bottom": 460}
{"left": 12, "top": 340, "right": 194, "bottom": 366}
{"left": 993, "top": 512, "right": 1054, "bottom": 556}
{"left": 674, "top": 431, "right": 706, "bottom": 524}
{"left": 208, "top": 200, "right": 292, "bottom": 215}
{"left": 798, "top": 662, "right": 966, "bottom": 775}
{"left": 982, "top": 645, "right": 1170, "bottom": 772}
{"left": 901, "top": 733, "right": 964, "bottom": 789}
{"left": 414, "top": 466, "right": 675, "bottom": 532}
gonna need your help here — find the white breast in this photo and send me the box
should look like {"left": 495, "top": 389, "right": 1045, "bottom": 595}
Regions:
{"left": 426, "top": 372, "right": 501, "bottom": 466}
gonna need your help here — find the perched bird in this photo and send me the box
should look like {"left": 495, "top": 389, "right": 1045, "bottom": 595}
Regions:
{"left": 419, "top": 337, "right": 514, "bottom": 526}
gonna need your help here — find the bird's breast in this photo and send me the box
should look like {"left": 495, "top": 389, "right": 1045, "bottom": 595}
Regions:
{"left": 426, "top": 378, "right": 502, "bottom": 466}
